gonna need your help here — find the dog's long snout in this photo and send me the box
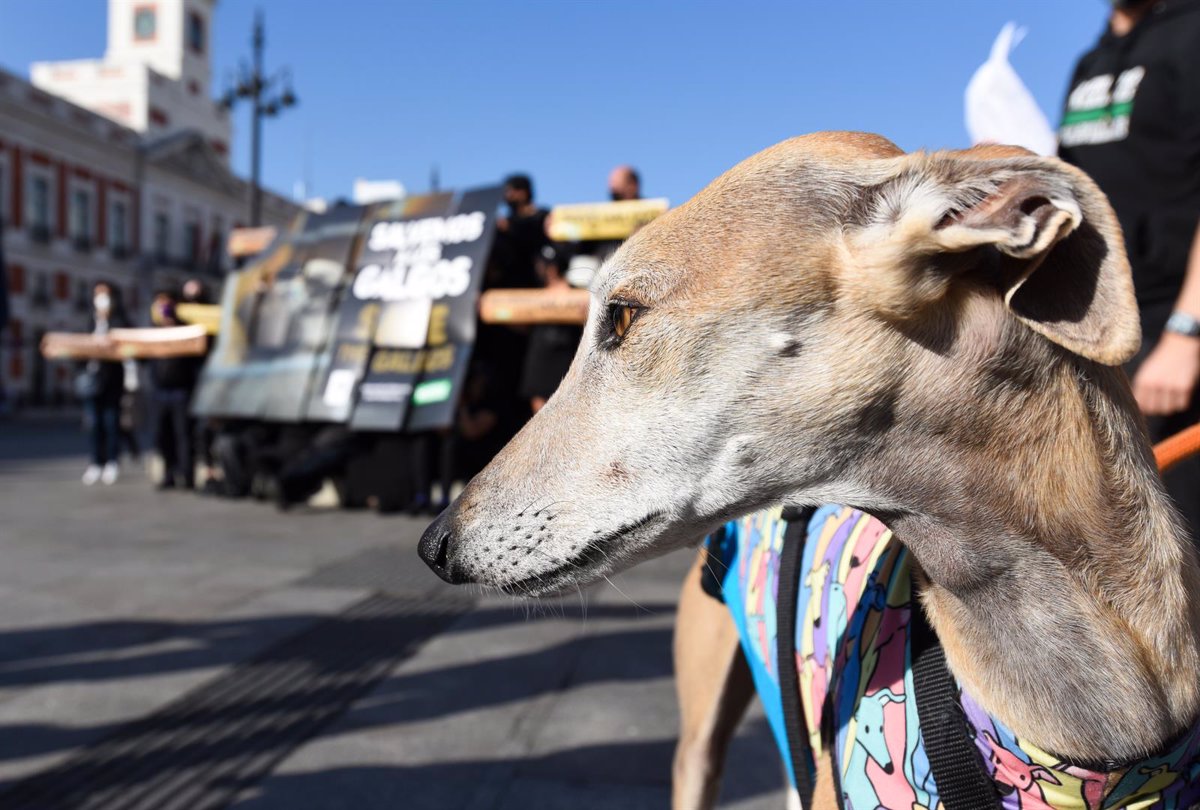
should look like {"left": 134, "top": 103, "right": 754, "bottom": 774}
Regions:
{"left": 418, "top": 510, "right": 469, "bottom": 584}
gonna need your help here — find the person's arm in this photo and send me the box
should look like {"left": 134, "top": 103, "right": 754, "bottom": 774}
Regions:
{"left": 1132, "top": 220, "right": 1200, "bottom": 415}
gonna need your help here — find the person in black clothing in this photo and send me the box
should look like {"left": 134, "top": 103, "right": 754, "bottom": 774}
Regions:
{"left": 180, "top": 277, "right": 220, "bottom": 491}
{"left": 495, "top": 174, "right": 550, "bottom": 290}
{"left": 520, "top": 245, "right": 583, "bottom": 413}
{"left": 1059, "top": 0, "right": 1200, "bottom": 542}
{"left": 150, "top": 289, "right": 202, "bottom": 489}
{"left": 80, "top": 281, "right": 130, "bottom": 486}
{"left": 475, "top": 174, "right": 549, "bottom": 447}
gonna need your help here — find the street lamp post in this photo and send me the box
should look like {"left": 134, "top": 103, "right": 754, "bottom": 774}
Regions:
{"left": 220, "top": 11, "right": 297, "bottom": 227}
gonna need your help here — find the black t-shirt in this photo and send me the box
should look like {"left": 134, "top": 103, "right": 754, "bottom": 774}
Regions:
{"left": 1058, "top": 0, "right": 1200, "bottom": 310}
{"left": 494, "top": 208, "right": 549, "bottom": 289}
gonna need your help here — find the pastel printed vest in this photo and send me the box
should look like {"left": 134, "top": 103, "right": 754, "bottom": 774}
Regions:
{"left": 711, "top": 505, "right": 1200, "bottom": 810}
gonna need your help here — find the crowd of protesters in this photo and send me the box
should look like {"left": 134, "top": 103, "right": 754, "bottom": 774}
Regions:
{"left": 75, "top": 277, "right": 212, "bottom": 488}
{"left": 73, "top": 166, "right": 639, "bottom": 515}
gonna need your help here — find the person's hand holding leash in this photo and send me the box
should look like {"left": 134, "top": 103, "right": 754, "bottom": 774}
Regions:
{"left": 1136, "top": 223, "right": 1200, "bottom": 416}
{"left": 1134, "top": 331, "right": 1200, "bottom": 416}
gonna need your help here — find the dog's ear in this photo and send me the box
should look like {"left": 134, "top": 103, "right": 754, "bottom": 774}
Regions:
{"left": 845, "top": 151, "right": 1140, "bottom": 365}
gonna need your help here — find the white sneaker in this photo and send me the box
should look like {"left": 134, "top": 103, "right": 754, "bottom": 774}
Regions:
{"left": 82, "top": 465, "right": 102, "bottom": 486}
{"left": 100, "top": 462, "right": 119, "bottom": 485}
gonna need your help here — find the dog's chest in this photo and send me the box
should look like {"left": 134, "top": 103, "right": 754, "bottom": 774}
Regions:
{"left": 712, "top": 506, "right": 1200, "bottom": 810}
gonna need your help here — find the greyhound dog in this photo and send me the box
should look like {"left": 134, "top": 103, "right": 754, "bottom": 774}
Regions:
{"left": 420, "top": 133, "right": 1200, "bottom": 807}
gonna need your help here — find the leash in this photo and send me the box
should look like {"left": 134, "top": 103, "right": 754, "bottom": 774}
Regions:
{"left": 1154, "top": 422, "right": 1200, "bottom": 474}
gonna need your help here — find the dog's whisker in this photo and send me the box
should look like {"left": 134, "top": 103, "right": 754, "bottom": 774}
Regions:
{"left": 599, "top": 573, "right": 652, "bottom": 614}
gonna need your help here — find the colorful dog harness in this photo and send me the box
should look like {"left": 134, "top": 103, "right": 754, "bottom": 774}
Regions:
{"left": 709, "top": 505, "right": 1200, "bottom": 809}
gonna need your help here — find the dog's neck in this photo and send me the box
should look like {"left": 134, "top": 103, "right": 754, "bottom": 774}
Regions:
{"left": 847, "top": 313, "right": 1200, "bottom": 762}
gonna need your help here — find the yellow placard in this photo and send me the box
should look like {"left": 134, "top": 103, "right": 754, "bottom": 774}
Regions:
{"left": 176, "top": 303, "right": 223, "bottom": 335}
{"left": 547, "top": 198, "right": 669, "bottom": 242}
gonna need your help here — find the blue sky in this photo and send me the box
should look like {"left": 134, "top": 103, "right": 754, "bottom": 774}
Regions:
{"left": 0, "top": 1, "right": 1108, "bottom": 208}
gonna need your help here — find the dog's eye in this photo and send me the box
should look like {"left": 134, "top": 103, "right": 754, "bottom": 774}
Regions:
{"left": 609, "top": 303, "right": 642, "bottom": 341}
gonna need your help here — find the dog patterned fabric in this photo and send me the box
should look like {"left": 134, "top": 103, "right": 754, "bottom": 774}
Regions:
{"left": 711, "top": 505, "right": 1200, "bottom": 810}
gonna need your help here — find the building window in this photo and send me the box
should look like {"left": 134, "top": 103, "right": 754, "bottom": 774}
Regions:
{"left": 7, "top": 264, "right": 24, "bottom": 295}
{"left": 134, "top": 6, "right": 156, "bottom": 41}
{"left": 28, "top": 175, "right": 50, "bottom": 241}
{"left": 32, "top": 273, "right": 50, "bottom": 309}
{"left": 0, "top": 163, "right": 7, "bottom": 224}
{"left": 153, "top": 212, "right": 170, "bottom": 261}
{"left": 209, "top": 215, "right": 225, "bottom": 268}
{"left": 187, "top": 12, "right": 205, "bottom": 55}
{"left": 54, "top": 272, "right": 70, "bottom": 302}
{"left": 70, "top": 189, "right": 91, "bottom": 250}
{"left": 74, "top": 280, "right": 91, "bottom": 313}
{"left": 183, "top": 221, "right": 201, "bottom": 266}
{"left": 110, "top": 201, "right": 128, "bottom": 255}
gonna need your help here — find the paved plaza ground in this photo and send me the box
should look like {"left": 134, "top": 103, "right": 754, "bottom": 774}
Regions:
{"left": 0, "top": 419, "right": 785, "bottom": 809}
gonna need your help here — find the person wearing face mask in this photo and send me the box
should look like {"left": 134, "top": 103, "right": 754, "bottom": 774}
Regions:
{"left": 1059, "top": 0, "right": 1200, "bottom": 544}
{"left": 78, "top": 281, "right": 130, "bottom": 486}
{"left": 607, "top": 165, "right": 641, "bottom": 202}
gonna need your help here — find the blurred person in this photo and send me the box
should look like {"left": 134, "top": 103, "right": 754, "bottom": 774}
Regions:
{"left": 455, "top": 359, "right": 507, "bottom": 483}
{"left": 592, "top": 166, "right": 646, "bottom": 265}
{"left": 149, "top": 289, "right": 202, "bottom": 489}
{"left": 608, "top": 165, "right": 641, "bottom": 201}
{"left": 181, "top": 277, "right": 219, "bottom": 491}
{"left": 494, "top": 173, "right": 549, "bottom": 289}
{"left": 520, "top": 245, "right": 584, "bottom": 413}
{"left": 78, "top": 281, "right": 130, "bottom": 485}
{"left": 476, "top": 177, "right": 544, "bottom": 441}
{"left": 1059, "top": 0, "right": 1200, "bottom": 540}
{"left": 181, "top": 277, "right": 210, "bottom": 304}
{"left": 118, "top": 357, "right": 143, "bottom": 464}
{"left": 407, "top": 432, "right": 455, "bottom": 516}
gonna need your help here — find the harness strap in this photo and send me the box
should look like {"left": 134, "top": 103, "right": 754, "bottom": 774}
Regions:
{"left": 910, "top": 578, "right": 1000, "bottom": 810}
{"left": 778, "top": 507, "right": 816, "bottom": 808}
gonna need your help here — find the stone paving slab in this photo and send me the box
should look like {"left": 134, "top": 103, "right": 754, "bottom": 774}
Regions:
{"left": 0, "top": 421, "right": 786, "bottom": 807}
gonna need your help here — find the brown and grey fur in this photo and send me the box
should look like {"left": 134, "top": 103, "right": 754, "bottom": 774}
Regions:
{"left": 420, "top": 133, "right": 1200, "bottom": 801}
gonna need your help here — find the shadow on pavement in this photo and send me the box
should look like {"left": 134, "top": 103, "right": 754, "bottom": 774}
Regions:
{"left": 0, "top": 602, "right": 676, "bottom": 691}
{"left": 0, "top": 602, "right": 680, "bottom": 796}
{"left": 231, "top": 731, "right": 781, "bottom": 810}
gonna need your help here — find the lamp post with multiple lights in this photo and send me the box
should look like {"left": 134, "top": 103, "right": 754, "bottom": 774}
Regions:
{"left": 220, "top": 12, "right": 297, "bottom": 227}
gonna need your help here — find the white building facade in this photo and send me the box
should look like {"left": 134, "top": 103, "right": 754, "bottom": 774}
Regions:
{"left": 1, "top": 0, "right": 297, "bottom": 407}
{"left": 31, "top": 0, "right": 232, "bottom": 158}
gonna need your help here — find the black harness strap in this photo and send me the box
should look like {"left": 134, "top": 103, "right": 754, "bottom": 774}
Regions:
{"left": 775, "top": 507, "right": 999, "bottom": 810}
{"left": 777, "top": 507, "right": 816, "bottom": 809}
{"left": 910, "top": 578, "right": 1001, "bottom": 810}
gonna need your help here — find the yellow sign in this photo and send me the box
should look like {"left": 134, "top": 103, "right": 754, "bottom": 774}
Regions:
{"left": 176, "top": 303, "right": 222, "bottom": 335}
{"left": 547, "top": 198, "right": 669, "bottom": 242}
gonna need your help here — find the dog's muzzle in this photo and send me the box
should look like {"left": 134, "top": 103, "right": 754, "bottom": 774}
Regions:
{"left": 418, "top": 510, "right": 469, "bottom": 584}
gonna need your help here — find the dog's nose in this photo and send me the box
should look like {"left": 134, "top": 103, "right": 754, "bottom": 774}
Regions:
{"left": 418, "top": 509, "right": 468, "bottom": 584}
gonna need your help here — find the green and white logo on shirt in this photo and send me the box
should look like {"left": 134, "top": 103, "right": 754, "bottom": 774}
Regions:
{"left": 1060, "top": 66, "right": 1146, "bottom": 147}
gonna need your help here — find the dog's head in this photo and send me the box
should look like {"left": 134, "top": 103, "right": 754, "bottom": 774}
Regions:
{"left": 421, "top": 132, "right": 1138, "bottom": 595}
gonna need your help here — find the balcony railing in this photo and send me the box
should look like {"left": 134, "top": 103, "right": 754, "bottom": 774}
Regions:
{"left": 72, "top": 236, "right": 92, "bottom": 253}
{"left": 28, "top": 224, "right": 51, "bottom": 244}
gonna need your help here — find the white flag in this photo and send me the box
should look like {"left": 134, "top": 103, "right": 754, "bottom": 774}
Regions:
{"left": 965, "top": 23, "right": 1057, "bottom": 156}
